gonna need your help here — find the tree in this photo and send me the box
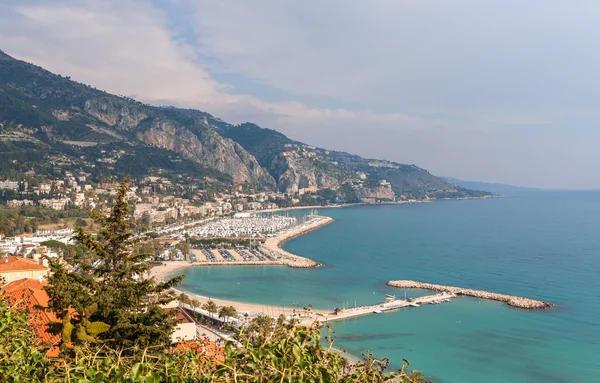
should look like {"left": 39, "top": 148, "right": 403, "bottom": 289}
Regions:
{"left": 176, "top": 241, "right": 190, "bottom": 261}
{"left": 218, "top": 305, "right": 237, "bottom": 323}
{"left": 74, "top": 218, "right": 87, "bottom": 227}
{"left": 178, "top": 293, "right": 191, "bottom": 306}
{"left": 202, "top": 299, "right": 218, "bottom": 319}
{"left": 44, "top": 180, "right": 185, "bottom": 351}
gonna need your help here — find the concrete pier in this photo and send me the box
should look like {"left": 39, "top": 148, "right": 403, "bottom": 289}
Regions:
{"left": 322, "top": 293, "right": 456, "bottom": 322}
{"left": 387, "top": 280, "right": 552, "bottom": 309}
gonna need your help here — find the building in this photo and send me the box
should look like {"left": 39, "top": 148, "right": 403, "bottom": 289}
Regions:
{"left": 0, "top": 180, "right": 19, "bottom": 191}
{"left": 6, "top": 199, "right": 34, "bottom": 207}
{"left": 39, "top": 198, "right": 69, "bottom": 210}
{"left": 171, "top": 308, "right": 197, "bottom": 344}
{"left": 0, "top": 256, "right": 49, "bottom": 284}
{"left": 1, "top": 278, "right": 61, "bottom": 356}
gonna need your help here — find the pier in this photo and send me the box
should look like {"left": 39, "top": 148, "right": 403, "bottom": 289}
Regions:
{"left": 386, "top": 280, "right": 552, "bottom": 309}
{"left": 322, "top": 293, "right": 456, "bottom": 322}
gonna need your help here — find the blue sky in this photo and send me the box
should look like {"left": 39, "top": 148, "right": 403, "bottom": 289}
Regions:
{"left": 1, "top": 0, "right": 599, "bottom": 189}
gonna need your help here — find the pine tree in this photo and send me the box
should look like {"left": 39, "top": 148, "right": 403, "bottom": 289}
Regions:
{"left": 45, "top": 181, "right": 184, "bottom": 351}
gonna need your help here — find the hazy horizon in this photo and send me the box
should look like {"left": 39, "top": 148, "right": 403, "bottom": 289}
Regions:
{"left": 1, "top": 0, "right": 598, "bottom": 189}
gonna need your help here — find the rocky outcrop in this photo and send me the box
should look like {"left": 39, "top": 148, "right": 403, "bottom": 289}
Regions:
{"left": 270, "top": 152, "right": 341, "bottom": 193}
{"left": 84, "top": 98, "right": 148, "bottom": 130}
{"left": 387, "top": 280, "right": 553, "bottom": 310}
{"left": 137, "top": 117, "right": 275, "bottom": 186}
{"left": 356, "top": 184, "right": 395, "bottom": 201}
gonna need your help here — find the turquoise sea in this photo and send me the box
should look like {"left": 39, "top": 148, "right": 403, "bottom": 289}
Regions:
{"left": 176, "top": 192, "right": 600, "bottom": 382}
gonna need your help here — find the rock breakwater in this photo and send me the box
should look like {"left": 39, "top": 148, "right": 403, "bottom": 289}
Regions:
{"left": 387, "top": 280, "right": 552, "bottom": 309}
{"left": 260, "top": 216, "right": 333, "bottom": 268}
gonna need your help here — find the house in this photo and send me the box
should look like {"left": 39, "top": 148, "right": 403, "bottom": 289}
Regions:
{"left": 0, "top": 256, "right": 49, "bottom": 284}
{"left": 1, "top": 278, "right": 61, "bottom": 356}
{"left": 171, "top": 307, "right": 197, "bottom": 344}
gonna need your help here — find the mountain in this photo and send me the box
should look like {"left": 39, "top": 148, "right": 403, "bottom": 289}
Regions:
{"left": 0, "top": 50, "right": 274, "bottom": 188}
{"left": 443, "top": 177, "right": 539, "bottom": 195}
{"left": 0, "top": 50, "right": 489, "bottom": 200}
{"left": 218, "top": 123, "right": 489, "bottom": 199}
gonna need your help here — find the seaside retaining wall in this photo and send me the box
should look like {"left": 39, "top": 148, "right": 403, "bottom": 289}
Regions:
{"left": 387, "top": 280, "right": 552, "bottom": 309}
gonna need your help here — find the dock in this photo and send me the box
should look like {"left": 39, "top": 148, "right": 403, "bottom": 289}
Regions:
{"left": 386, "top": 280, "right": 553, "bottom": 309}
{"left": 322, "top": 293, "right": 456, "bottom": 322}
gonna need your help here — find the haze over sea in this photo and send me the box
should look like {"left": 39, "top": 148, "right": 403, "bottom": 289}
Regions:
{"left": 178, "top": 192, "right": 600, "bottom": 383}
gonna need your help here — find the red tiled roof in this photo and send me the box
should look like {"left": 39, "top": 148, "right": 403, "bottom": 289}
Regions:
{"left": 174, "top": 339, "right": 224, "bottom": 364}
{"left": 1, "top": 278, "right": 60, "bottom": 347}
{"left": 0, "top": 256, "right": 48, "bottom": 272}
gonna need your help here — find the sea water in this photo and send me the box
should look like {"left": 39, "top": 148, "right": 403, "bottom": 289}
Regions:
{"left": 177, "top": 192, "right": 600, "bottom": 382}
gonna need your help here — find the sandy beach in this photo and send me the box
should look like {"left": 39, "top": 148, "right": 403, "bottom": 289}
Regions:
{"left": 149, "top": 216, "right": 335, "bottom": 322}
{"left": 150, "top": 264, "right": 328, "bottom": 323}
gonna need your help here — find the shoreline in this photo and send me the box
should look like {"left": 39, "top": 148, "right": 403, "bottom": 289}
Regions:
{"left": 259, "top": 216, "right": 334, "bottom": 268}
{"left": 386, "top": 280, "right": 553, "bottom": 309}
{"left": 258, "top": 200, "right": 433, "bottom": 214}
{"left": 150, "top": 216, "right": 333, "bottom": 277}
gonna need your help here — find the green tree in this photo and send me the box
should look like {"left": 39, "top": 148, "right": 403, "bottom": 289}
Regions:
{"left": 202, "top": 299, "right": 218, "bottom": 319}
{"left": 218, "top": 305, "right": 237, "bottom": 323}
{"left": 176, "top": 241, "right": 191, "bottom": 261}
{"left": 44, "top": 180, "right": 185, "bottom": 351}
{"left": 0, "top": 297, "right": 53, "bottom": 382}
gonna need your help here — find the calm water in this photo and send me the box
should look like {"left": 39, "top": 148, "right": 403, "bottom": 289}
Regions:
{"left": 177, "top": 192, "right": 600, "bottom": 382}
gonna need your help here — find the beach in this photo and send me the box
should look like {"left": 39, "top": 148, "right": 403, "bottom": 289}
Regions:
{"left": 151, "top": 264, "right": 329, "bottom": 324}
{"left": 150, "top": 216, "right": 334, "bottom": 321}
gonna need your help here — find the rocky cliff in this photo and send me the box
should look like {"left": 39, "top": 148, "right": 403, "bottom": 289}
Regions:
{"left": 136, "top": 116, "right": 274, "bottom": 186}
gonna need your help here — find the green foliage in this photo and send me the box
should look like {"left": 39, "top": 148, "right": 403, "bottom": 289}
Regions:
{"left": 41, "top": 240, "right": 85, "bottom": 263}
{"left": 1, "top": 294, "right": 431, "bottom": 382}
{"left": 0, "top": 297, "right": 53, "bottom": 383}
{"left": 45, "top": 180, "right": 185, "bottom": 350}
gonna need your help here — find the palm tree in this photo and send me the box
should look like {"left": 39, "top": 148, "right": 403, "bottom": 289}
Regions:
{"left": 202, "top": 299, "right": 218, "bottom": 320}
{"left": 218, "top": 305, "right": 237, "bottom": 323}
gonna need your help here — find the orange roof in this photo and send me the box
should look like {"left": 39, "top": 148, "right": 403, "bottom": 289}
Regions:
{"left": 1, "top": 278, "right": 60, "bottom": 348}
{"left": 0, "top": 256, "right": 48, "bottom": 272}
{"left": 174, "top": 339, "right": 224, "bottom": 364}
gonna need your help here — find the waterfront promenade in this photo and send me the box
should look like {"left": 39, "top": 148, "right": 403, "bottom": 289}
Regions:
{"left": 387, "top": 280, "right": 553, "bottom": 309}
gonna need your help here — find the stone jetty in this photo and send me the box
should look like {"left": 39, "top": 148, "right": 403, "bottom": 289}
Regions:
{"left": 387, "top": 280, "right": 552, "bottom": 309}
{"left": 260, "top": 216, "right": 333, "bottom": 268}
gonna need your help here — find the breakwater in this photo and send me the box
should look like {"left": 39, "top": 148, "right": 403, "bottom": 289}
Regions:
{"left": 386, "top": 280, "right": 552, "bottom": 309}
{"left": 260, "top": 216, "right": 333, "bottom": 268}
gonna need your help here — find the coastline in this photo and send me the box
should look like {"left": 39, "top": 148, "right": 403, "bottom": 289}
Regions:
{"left": 150, "top": 216, "right": 335, "bottom": 319}
{"left": 259, "top": 216, "right": 334, "bottom": 268}
{"left": 258, "top": 200, "right": 433, "bottom": 214}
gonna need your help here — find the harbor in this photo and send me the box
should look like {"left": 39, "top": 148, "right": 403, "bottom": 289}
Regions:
{"left": 386, "top": 280, "right": 553, "bottom": 309}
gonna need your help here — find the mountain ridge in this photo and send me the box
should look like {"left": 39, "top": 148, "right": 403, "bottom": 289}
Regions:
{"left": 0, "top": 50, "right": 489, "bottom": 200}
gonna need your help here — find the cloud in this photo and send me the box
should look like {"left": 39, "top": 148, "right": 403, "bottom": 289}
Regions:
{"left": 0, "top": 0, "right": 599, "bottom": 188}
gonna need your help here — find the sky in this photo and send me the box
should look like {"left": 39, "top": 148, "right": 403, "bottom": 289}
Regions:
{"left": 0, "top": 0, "right": 598, "bottom": 189}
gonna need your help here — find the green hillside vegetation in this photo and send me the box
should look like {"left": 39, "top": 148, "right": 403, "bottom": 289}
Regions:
{"left": 0, "top": 50, "right": 489, "bottom": 200}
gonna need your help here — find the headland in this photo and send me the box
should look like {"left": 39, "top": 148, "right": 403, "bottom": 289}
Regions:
{"left": 386, "top": 280, "right": 553, "bottom": 309}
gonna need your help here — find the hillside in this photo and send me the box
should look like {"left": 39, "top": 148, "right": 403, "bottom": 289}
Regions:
{"left": 0, "top": 50, "right": 489, "bottom": 200}
{"left": 219, "top": 123, "right": 488, "bottom": 199}
{"left": 0, "top": 51, "right": 274, "bottom": 189}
